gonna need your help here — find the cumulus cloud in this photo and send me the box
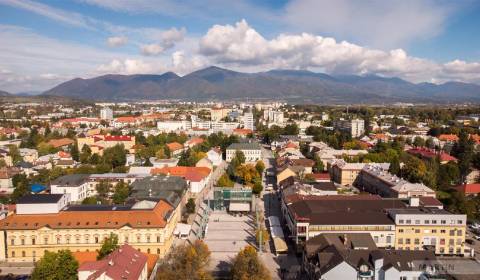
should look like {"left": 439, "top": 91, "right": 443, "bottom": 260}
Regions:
{"left": 140, "top": 27, "right": 186, "bottom": 56}
{"left": 140, "top": 44, "right": 165, "bottom": 56}
{"left": 284, "top": 0, "right": 452, "bottom": 49}
{"left": 96, "top": 59, "right": 154, "bottom": 74}
{"left": 107, "top": 36, "right": 128, "bottom": 47}
{"left": 199, "top": 20, "right": 480, "bottom": 84}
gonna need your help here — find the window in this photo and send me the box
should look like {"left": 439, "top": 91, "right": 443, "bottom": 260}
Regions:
{"left": 21, "top": 239, "right": 25, "bottom": 245}
{"left": 32, "top": 238, "right": 35, "bottom": 245}
{"left": 432, "top": 220, "right": 437, "bottom": 224}
{"left": 406, "top": 220, "right": 412, "bottom": 224}
{"left": 147, "top": 236, "right": 150, "bottom": 243}
{"left": 147, "top": 248, "right": 151, "bottom": 254}
{"left": 399, "top": 219, "right": 404, "bottom": 224}
{"left": 449, "top": 230, "right": 455, "bottom": 236}
{"left": 386, "top": 236, "right": 392, "bottom": 243}
{"left": 157, "top": 248, "right": 161, "bottom": 254}
{"left": 21, "top": 251, "right": 25, "bottom": 257}
{"left": 125, "top": 237, "right": 128, "bottom": 243}
{"left": 399, "top": 229, "right": 404, "bottom": 233}
{"left": 441, "top": 230, "right": 446, "bottom": 234}
{"left": 415, "top": 229, "right": 420, "bottom": 233}
{"left": 425, "top": 220, "right": 430, "bottom": 224}
{"left": 440, "top": 239, "right": 445, "bottom": 245}
{"left": 44, "top": 237, "right": 48, "bottom": 244}
{"left": 414, "top": 239, "right": 420, "bottom": 245}
{"left": 457, "top": 230, "right": 463, "bottom": 236}
{"left": 432, "top": 230, "right": 437, "bottom": 233}
{"left": 458, "top": 220, "right": 463, "bottom": 224}
{"left": 406, "top": 238, "right": 411, "bottom": 244}
{"left": 11, "top": 251, "right": 15, "bottom": 258}
{"left": 415, "top": 220, "right": 420, "bottom": 224}
{"left": 398, "top": 238, "right": 404, "bottom": 244}
{"left": 10, "top": 239, "right": 14, "bottom": 246}
{"left": 441, "top": 220, "right": 446, "bottom": 224}
{"left": 57, "top": 238, "right": 61, "bottom": 244}
{"left": 449, "top": 239, "right": 454, "bottom": 245}
{"left": 95, "top": 237, "right": 99, "bottom": 243}
{"left": 157, "top": 236, "right": 160, "bottom": 243}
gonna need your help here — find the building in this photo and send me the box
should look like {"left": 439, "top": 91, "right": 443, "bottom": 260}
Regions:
{"left": 210, "top": 107, "right": 231, "bottom": 122}
{"left": 303, "top": 233, "right": 439, "bottom": 280}
{"left": 100, "top": 107, "right": 113, "bottom": 120}
{"left": 166, "top": 142, "right": 184, "bottom": 157}
{"left": 282, "top": 195, "right": 404, "bottom": 249}
{"left": 242, "top": 111, "right": 254, "bottom": 131}
{"left": 212, "top": 187, "right": 253, "bottom": 212}
{"left": 77, "top": 134, "right": 136, "bottom": 155}
{"left": 455, "top": 183, "right": 480, "bottom": 196}
{"left": 151, "top": 166, "right": 211, "bottom": 194}
{"left": 330, "top": 160, "right": 389, "bottom": 186}
{"left": 50, "top": 174, "right": 90, "bottom": 202}
{"left": 357, "top": 165, "right": 436, "bottom": 198}
{"left": 0, "top": 200, "right": 178, "bottom": 262}
{"left": 16, "top": 194, "right": 69, "bottom": 215}
{"left": 78, "top": 244, "right": 148, "bottom": 280}
{"left": 263, "top": 109, "right": 284, "bottom": 124}
{"left": 206, "top": 147, "right": 223, "bottom": 166}
{"left": 387, "top": 207, "right": 466, "bottom": 255}
{"left": 226, "top": 142, "right": 262, "bottom": 162}
{"left": 129, "top": 175, "right": 188, "bottom": 209}
{"left": 334, "top": 119, "right": 365, "bottom": 138}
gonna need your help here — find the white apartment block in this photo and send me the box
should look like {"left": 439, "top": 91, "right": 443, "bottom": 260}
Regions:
{"left": 100, "top": 107, "right": 113, "bottom": 120}
{"left": 334, "top": 118, "right": 365, "bottom": 138}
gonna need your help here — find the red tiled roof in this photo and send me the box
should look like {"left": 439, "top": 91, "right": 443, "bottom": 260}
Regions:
{"left": 233, "top": 128, "right": 253, "bottom": 135}
{"left": 419, "top": 196, "right": 443, "bottom": 207}
{"left": 407, "top": 148, "right": 457, "bottom": 162}
{"left": 104, "top": 135, "right": 132, "bottom": 141}
{"left": 310, "top": 173, "right": 331, "bottom": 181}
{"left": 455, "top": 184, "right": 480, "bottom": 195}
{"left": 78, "top": 244, "right": 147, "bottom": 280}
{"left": 284, "top": 141, "right": 299, "bottom": 149}
{"left": 166, "top": 142, "right": 183, "bottom": 151}
{"left": 115, "top": 116, "right": 137, "bottom": 123}
{"left": 151, "top": 166, "right": 211, "bottom": 182}
{"left": 438, "top": 134, "right": 459, "bottom": 142}
{"left": 186, "top": 137, "right": 204, "bottom": 146}
{"left": 47, "top": 138, "right": 74, "bottom": 148}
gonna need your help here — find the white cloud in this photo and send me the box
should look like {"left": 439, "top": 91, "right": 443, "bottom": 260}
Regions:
{"left": 199, "top": 20, "right": 480, "bottom": 83}
{"left": 96, "top": 59, "right": 153, "bottom": 74}
{"left": 140, "top": 44, "right": 165, "bottom": 56}
{"left": 139, "top": 27, "right": 186, "bottom": 56}
{"left": 284, "top": 0, "right": 452, "bottom": 49}
{"left": 107, "top": 36, "right": 128, "bottom": 47}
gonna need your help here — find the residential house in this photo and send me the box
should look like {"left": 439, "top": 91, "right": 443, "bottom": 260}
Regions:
{"left": 151, "top": 166, "right": 211, "bottom": 194}
{"left": 166, "top": 142, "right": 184, "bottom": 157}
{"left": 207, "top": 147, "right": 223, "bottom": 166}
{"left": 50, "top": 174, "right": 90, "bottom": 202}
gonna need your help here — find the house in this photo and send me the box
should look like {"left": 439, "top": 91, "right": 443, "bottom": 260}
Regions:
{"left": 184, "top": 137, "right": 204, "bottom": 149}
{"left": 276, "top": 166, "right": 300, "bottom": 185}
{"left": 166, "top": 142, "right": 184, "bottom": 157}
{"left": 438, "top": 134, "right": 459, "bottom": 143}
{"left": 47, "top": 138, "right": 75, "bottom": 149}
{"left": 407, "top": 148, "right": 457, "bottom": 164}
{"left": 19, "top": 148, "right": 38, "bottom": 163}
{"left": 455, "top": 183, "right": 480, "bottom": 196}
{"left": 150, "top": 166, "right": 212, "bottom": 194}
{"left": 50, "top": 174, "right": 91, "bottom": 202}
{"left": 77, "top": 134, "right": 136, "bottom": 155}
{"left": 78, "top": 244, "right": 148, "bottom": 280}
{"left": 329, "top": 160, "right": 389, "bottom": 186}
{"left": 226, "top": 142, "right": 262, "bottom": 162}
{"left": 207, "top": 147, "right": 223, "bottom": 166}
{"left": 0, "top": 167, "right": 18, "bottom": 194}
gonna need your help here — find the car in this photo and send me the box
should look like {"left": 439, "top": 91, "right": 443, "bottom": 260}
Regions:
{"left": 466, "top": 239, "right": 475, "bottom": 245}
{"left": 474, "top": 235, "right": 480, "bottom": 241}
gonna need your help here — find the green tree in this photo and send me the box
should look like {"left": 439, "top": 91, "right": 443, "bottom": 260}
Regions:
{"left": 102, "top": 144, "right": 126, "bottom": 169}
{"left": 230, "top": 246, "right": 270, "bottom": 280}
{"left": 235, "top": 150, "right": 246, "bottom": 165}
{"left": 283, "top": 123, "right": 299, "bottom": 135}
{"left": 452, "top": 130, "right": 475, "bottom": 180}
{"left": 217, "top": 173, "right": 234, "bottom": 188}
{"left": 157, "top": 240, "right": 213, "bottom": 280}
{"left": 97, "top": 233, "right": 119, "bottom": 260}
{"left": 31, "top": 250, "right": 78, "bottom": 280}
{"left": 96, "top": 181, "right": 111, "bottom": 200}
{"left": 70, "top": 142, "right": 79, "bottom": 161}
{"left": 256, "top": 226, "right": 270, "bottom": 249}
{"left": 186, "top": 198, "right": 196, "bottom": 214}
{"left": 401, "top": 155, "right": 427, "bottom": 183}
{"left": 7, "top": 144, "right": 22, "bottom": 164}
{"left": 252, "top": 181, "right": 263, "bottom": 195}
{"left": 112, "top": 181, "right": 130, "bottom": 204}
{"left": 388, "top": 156, "right": 401, "bottom": 176}
{"left": 255, "top": 160, "right": 265, "bottom": 174}
{"left": 82, "top": 196, "right": 99, "bottom": 205}
{"left": 11, "top": 173, "right": 30, "bottom": 203}
{"left": 79, "top": 145, "right": 92, "bottom": 164}
{"left": 425, "top": 137, "right": 435, "bottom": 149}
{"left": 313, "top": 155, "right": 325, "bottom": 172}
{"left": 413, "top": 137, "right": 425, "bottom": 147}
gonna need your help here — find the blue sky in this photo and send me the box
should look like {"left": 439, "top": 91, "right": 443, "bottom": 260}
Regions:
{"left": 0, "top": 0, "right": 479, "bottom": 92}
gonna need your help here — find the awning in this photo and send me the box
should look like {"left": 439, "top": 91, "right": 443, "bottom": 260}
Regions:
{"left": 229, "top": 202, "right": 250, "bottom": 212}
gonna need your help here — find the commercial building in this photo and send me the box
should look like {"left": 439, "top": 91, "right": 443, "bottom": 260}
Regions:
{"left": 387, "top": 207, "right": 467, "bottom": 255}
{"left": 0, "top": 200, "right": 178, "bottom": 262}
{"left": 226, "top": 142, "right": 262, "bottom": 162}
{"left": 357, "top": 164, "right": 436, "bottom": 198}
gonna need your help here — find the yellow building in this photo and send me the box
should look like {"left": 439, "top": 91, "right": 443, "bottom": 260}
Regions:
{"left": 276, "top": 167, "right": 297, "bottom": 184}
{"left": 0, "top": 200, "right": 178, "bottom": 262}
{"left": 387, "top": 208, "right": 467, "bottom": 255}
{"left": 77, "top": 134, "right": 136, "bottom": 155}
{"left": 329, "top": 161, "right": 366, "bottom": 186}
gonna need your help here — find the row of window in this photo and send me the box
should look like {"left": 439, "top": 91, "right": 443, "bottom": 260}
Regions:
{"left": 9, "top": 247, "right": 163, "bottom": 259}
{"left": 398, "top": 219, "right": 463, "bottom": 225}
{"left": 398, "top": 228, "right": 463, "bottom": 236}
{"left": 10, "top": 235, "right": 163, "bottom": 246}
{"left": 396, "top": 247, "right": 462, "bottom": 254}
{"left": 398, "top": 238, "right": 462, "bottom": 246}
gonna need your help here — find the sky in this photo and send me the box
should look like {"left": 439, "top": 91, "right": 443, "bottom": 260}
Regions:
{"left": 0, "top": 0, "right": 480, "bottom": 93}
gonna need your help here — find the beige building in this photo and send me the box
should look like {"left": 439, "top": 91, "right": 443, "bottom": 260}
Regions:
{"left": 0, "top": 199, "right": 178, "bottom": 262}
{"left": 77, "top": 134, "right": 136, "bottom": 155}
{"left": 330, "top": 160, "right": 389, "bottom": 186}
{"left": 210, "top": 107, "right": 231, "bottom": 122}
{"left": 388, "top": 207, "right": 467, "bottom": 255}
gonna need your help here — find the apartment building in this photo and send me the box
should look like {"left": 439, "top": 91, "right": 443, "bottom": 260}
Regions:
{"left": 387, "top": 207, "right": 466, "bottom": 255}
{"left": 226, "top": 142, "right": 262, "bottom": 162}
{"left": 0, "top": 198, "right": 179, "bottom": 262}
{"left": 242, "top": 111, "right": 254, "bottom": 131}
{"left": 357, "top": 164, "right": 436, "bottom": 198}
{"left": 99, "top": 107, "right": 113, "bottom": 120}
{"left": 334, "top": 119, "right": 365, "bottom": 138}
{"left": 77, "top": 134, "right": 136, "bottom": 155}
{"left": 50, "top": 174, "right": 90, "bottom": 202}
{"left": 330, "top": 160, "right": 389, "bottom": 186}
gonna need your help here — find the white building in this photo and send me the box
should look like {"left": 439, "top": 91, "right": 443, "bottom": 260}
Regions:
{"left": 335, "top": 119, "right": 365, "bottom": 138}
{"left": 100, "top": 107, "right": 113, "bottom": 120}
{"left": 207, "top": 148, "right": 223, "bottom": 166}
{"left": 16, "top": 194, "right": 69, "bottom": 214}
{"left": 242, "top": 111, "right": 254, "bottom": 130}
{"left": 226, "top": 142, "right": 262, "bottom": 162}
{"left": 50, "top": 174, "right": 90, "bottom": 202}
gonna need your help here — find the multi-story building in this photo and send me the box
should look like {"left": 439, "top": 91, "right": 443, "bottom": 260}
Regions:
{"left": 242, "top": 111, "right": 254, "bottom": 131}
{"left": 226, "top": 142, "right": 262, "bottom": 162}
{"left": 77, "top": 134, "right": 136, "bottom": 155}
{"left": 50, "top": 174, "right": 90, "bottom": 202}
{"left": 357, "top": 164, "right": 436, "bottom": 198}
{"left": 263, "top": 109, "right": 284, "bottom": 124}
{"left": 0, "top": 199, "right": 178, "bottom": 262}
{"left": 329, "top": 160, "right": 389, "bottom": 186}
{"left": 99, "top": 107, "right": 113, "bottom": 120}
{"left": 334, "top": 119, "right": 365, "bottom": 138}
{"left": 210, "top": 107, "right": 231, "bottom": 122}
{"left": 387, "top": 206, "right": 466, "bottom": 255}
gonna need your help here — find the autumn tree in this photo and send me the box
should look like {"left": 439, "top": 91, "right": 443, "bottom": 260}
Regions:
{"left": 186, "top": 198, "right": 196, "bottom": 214}
{"left": 255, "top": 160, "right": 266, "bottom": 174}
{"left": 230, "top": 246, "right": 270, "bottom": 280}
{"left": 217, "top": 173, "right": 234, "bottom": 188}
{"left": 157, "top": 240, "right": 213, "bottom": 280}
{"left": 256, "top": 226, "right": 270, "bottom": 249}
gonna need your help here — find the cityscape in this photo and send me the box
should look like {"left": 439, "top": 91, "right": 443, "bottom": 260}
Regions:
{"left": 1, "top": 1, "right": 480, "bottom": 280}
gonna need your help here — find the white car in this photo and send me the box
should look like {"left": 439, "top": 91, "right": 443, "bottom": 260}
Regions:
{"left": 474, "top": 235, "right": 480, "bottom": 241}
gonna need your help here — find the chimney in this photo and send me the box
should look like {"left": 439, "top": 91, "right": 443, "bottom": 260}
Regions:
{"left": 410, "top": 197, "right": 420, "bottom": 207}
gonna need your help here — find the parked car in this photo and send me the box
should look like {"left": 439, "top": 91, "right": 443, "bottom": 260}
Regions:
{"left": 474, "top": 235, "right": 480, "bottom": 241}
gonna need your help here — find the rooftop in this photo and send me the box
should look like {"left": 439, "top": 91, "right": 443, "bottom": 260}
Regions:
{"left": 17, "top": 194, "right": 64, "bottom": 204}
{"left": 227, "top": 142, "right": 261, "bottom": 150}
{"left": 51, "top": 174, "right": 90, "bottom": 187}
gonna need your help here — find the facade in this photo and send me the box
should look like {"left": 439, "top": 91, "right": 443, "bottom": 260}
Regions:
{"left": 388, "top": 208, "right": 466, "bottom": 255}
{"left": 99, "top": 107, "right": 113, "bottom": 120}
{"left": 242, "top": 112, "right": 254, "bottom": 131}
{"left": 16, "top": 194, "right": 69, "bottom": 215}
{"left": 151, "top": 166, "right": 211, "bottom": 194}
{"left": 50, "top": 174, "right": 90, "bottom": 202}
{"left": 206, "top": 148, "right": 223, "bottom": 166}
{"left": 0, "top": 200, "right": 178, "bottom": 262}
{"left": 77, "top": 134, "right": 136, "bottom": 154}
{"left": 330, "top": 160, "right": 389, "bottom": 186}
{"left": 357, "top": 164, "right": 436, "bottom": 198}
{"left": 226, "top": 142, "right": 262, "bottom": 162}
{"left": 334, "top": 119, "right": 365, "bottom": 138}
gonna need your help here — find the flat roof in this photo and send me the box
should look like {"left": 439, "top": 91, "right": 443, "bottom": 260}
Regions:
{"left": 17, "top": 194, "right": 64, "bottom": 204}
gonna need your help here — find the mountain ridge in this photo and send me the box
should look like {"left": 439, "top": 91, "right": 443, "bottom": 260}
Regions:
{"left": 42, "top": 66, "right": 480, "bottom": 104}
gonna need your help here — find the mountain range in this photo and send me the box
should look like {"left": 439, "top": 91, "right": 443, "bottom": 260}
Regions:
{"left": 33, "top": 66, "right": 480, "bottom": 103}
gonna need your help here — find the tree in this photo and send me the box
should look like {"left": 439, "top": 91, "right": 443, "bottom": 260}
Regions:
{"left": 425, "top": 137, "right": 435, "bottom": 149}
{"left": 10, "top": 173, "right": 30, "bottom": 203}
{"left": 252, "top": 181, "right": 263, "bottom": 195}
{"left": 256, "top": 226, "right": 270, "bottom": 249}
{"left": 235, "top": 164, "right": 260, "bottom": 185}
{"left": 401, "top": 155, "right": 427, "bottom": 183}
{"left": 112, "top": 181, "right": 130, "bottom": 204}
{"left": 255, "top": 160, "right": 265, "bottom": 174}
{"left": 96, "top": 181, "right": 111, "bottom": 200}
{"left": 98, "top": 233, "right": 119, "bottom": 260}
{"left": 235, "top": 150, "right": 246, "bottom": 165}
{"left": 413, "top": 137, "right": 425, "bottom": 148}
{"left": 37, "top": 142, "right": 57, "bottom": 156}
{"left": 186, "top": 198, "right": 196, "bottom": 214}
{"left": 388, "top": 156, "right": 401, "bottom": 176}
{"left": 82, "top": 196, "right": 99, "bottom": 205}
{"left": 157, "top": 240, "right": 213, "bottom": 280}
{"left": 283, "top": 123, "right": 299, "bottom": 135}
{"left": 217, "top": 173, "right": 234, "bottom": 188}
{"left": 102, "top": 144, "right": 126, "bottom": 169}
{"left": 230, "top": 246, "right": 270, "bottom": 280}
{"left": 31, "top": 250, "right": 78, "bottom": 280}
{"left": 7, "top": 144, "right": 21, "bottom": 164}
{"left": 452, "top": 130, "right": 475, "bottom": 180}
{"left": 70, "top": 142, "right": 79, "bottom": 161}
{"left": 313, "top": 155, "right": 325, "bottom": 172}
{"left": 80, "top": 145, "right": 92, "bottom": 164}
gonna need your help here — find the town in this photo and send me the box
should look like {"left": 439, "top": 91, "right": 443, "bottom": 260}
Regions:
{"left": 1, "top": 100, "right": 480, "bottom": 279}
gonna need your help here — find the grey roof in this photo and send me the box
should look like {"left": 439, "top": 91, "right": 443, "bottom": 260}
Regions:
{"left": 227, "top": 142, "right": 261, "bottom": 150}
{"left": 129, "top": 175, "right": 188, "bottom": 209}
{"left": 51, "top": 174, "right": 90, "bottom": 187}
{"left": 17, "top": 194, "right": 64, "bottom": 204}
